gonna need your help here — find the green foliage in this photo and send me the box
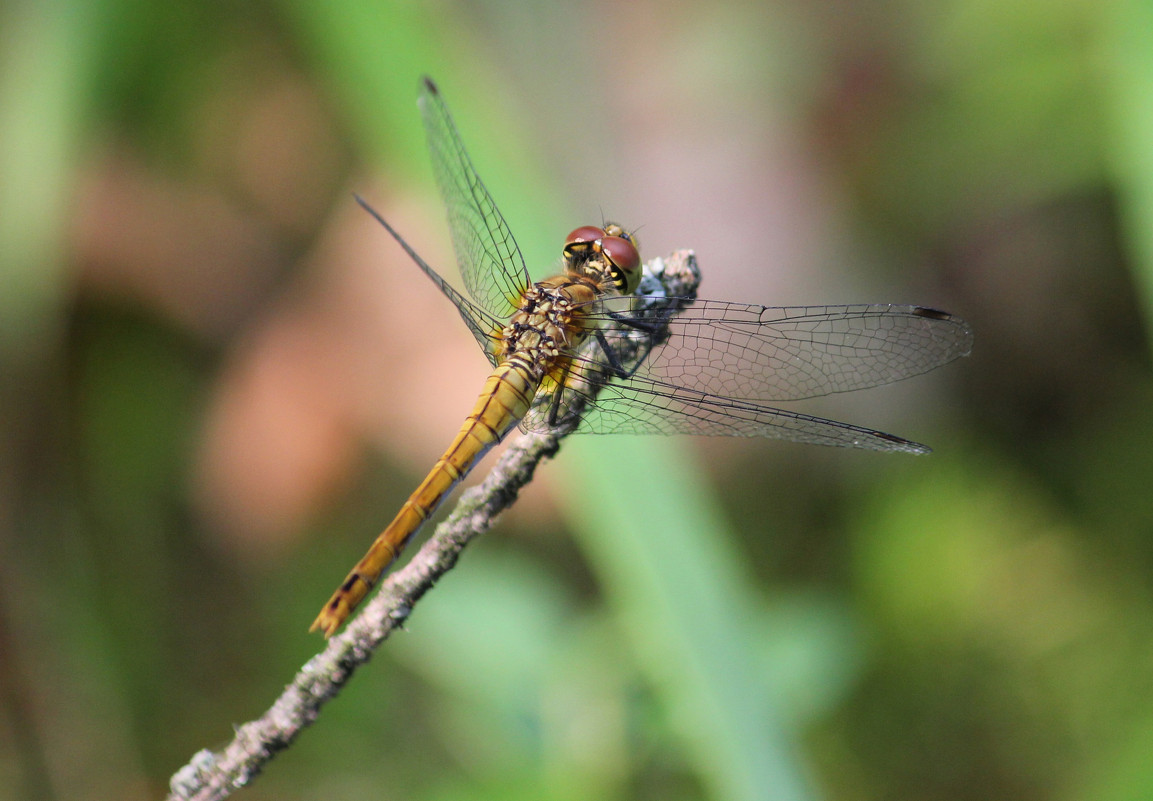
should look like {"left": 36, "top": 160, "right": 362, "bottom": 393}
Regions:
{"left": 2, "top": 1, "right": 1151, "bottom": 800}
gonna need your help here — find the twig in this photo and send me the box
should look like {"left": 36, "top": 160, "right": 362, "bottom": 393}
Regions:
{"left": 168, "top": 428, "right": 566, "bottom": 801}
{"left": 166, "top": 251, "right": 700, "bottom": 801}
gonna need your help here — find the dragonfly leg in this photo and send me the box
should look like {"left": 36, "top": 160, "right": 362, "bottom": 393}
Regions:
{"left": 546, "top": 361, "right": 573, "bottom": 427}
{"left": 539, "top": 328, "right": 658, "bottom": 428}
{"left": 594, "top": 329, "right": 653, "bottom": 380}
{"left": 606, "top": 308, "right": 666, "bottom": 335}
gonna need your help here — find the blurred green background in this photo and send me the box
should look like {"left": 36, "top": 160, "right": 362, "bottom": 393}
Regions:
{"left": 3, "top": 1, "right": 1153, "bottom": 800}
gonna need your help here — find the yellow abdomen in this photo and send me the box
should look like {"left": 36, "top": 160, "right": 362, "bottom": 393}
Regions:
{"left": 310, "top": 360, "right": 541, "bottom": 636}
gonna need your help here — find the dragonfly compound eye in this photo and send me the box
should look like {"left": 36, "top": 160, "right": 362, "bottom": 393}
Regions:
{"left": 600, "top": 234, "right": 642, "bottom": 294}
{"left": 563, "top": 225, "right": 609, "bottom": 272}
{"left": 565, "top": 226, "right": 606, "bottom": 248}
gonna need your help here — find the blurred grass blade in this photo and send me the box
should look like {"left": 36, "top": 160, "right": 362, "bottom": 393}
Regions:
{"left": 1104, "top": 0, "right": 1153, "bottom": 351}
{"left": 560, "top": 436, "right": 813, "bottom": 801}
{"left": 0, "top": 2, "right": 97, "bottom": 363}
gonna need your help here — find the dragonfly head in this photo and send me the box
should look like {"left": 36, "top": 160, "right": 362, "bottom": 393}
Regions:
{"left": 563, "top": 224, "right": 642, "bottom": 295}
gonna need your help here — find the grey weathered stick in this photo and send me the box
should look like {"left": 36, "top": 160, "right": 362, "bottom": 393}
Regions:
{"left": 166, "top": 251, "right": 700, "bottom": 801}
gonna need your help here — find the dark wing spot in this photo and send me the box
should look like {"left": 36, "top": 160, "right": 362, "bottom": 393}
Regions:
{"left": 912, "top": 306, "right": 952, "bottom": 321}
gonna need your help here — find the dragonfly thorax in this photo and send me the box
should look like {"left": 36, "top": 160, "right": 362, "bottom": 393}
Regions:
{"left": 498, "top": 279, "right": 601, "bottom": 379}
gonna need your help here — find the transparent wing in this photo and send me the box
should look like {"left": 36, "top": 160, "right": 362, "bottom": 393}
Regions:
{"left": 419, "top": 77, "right": 531, "bottom": 319}
{"left": 531, "top": 375, "right": 934, "bottom": 453}
{"left": 521, "top": 301, "right": 972, "bottom": 452}
{"left": 355, "top": 195, "right": 504, "bottom": 365}
{"left": 591, "top": 300, "right": 972, "bottom": 400}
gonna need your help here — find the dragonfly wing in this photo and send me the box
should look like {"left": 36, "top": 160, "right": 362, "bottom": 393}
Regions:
{"left": 585, "top": 300, "right": 973, "bottom": 401}
{"left": 355, "top": 195, "right": 503, "bottom": 365}
{"left": 521, "top": 299, "right": 969, "bottom": 451}
{"left": 419, "top": 77, "right": 531, "bottom": 319}
{"left": 524, "top": 370, "right": 930, "bottom": 453}
{"left": 439, "top": 287, "right": 502, "bottom": 366}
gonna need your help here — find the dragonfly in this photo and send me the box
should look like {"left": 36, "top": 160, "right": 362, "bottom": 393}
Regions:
{"left": 311, "top": 77, "right": 973, "bottom": 636}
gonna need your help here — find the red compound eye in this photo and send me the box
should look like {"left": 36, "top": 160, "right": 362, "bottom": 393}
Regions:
{"left": 564, "top": 225, "right": 605, "bottom": 247}
{"left": 601, "top": 234, "right": 642, "bottom": 293}
{"left": 601, "top": 235, "right": 640, "bottom": 273}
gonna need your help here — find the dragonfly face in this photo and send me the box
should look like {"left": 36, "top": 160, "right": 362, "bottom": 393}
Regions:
{"left": 562, "top": 224, "right": 644, "bottom": 295}
{"left": 311, "top": 76, "right": 974, "bottom": 637}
